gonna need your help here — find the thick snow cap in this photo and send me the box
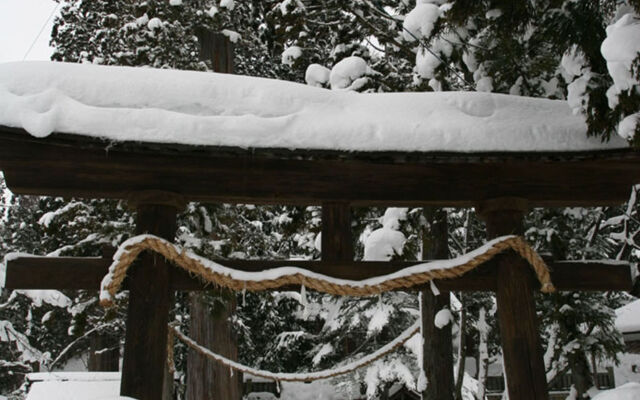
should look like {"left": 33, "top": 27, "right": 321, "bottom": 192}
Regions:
{"left": 0, "top": 61, "right": 629, "bottom": 152}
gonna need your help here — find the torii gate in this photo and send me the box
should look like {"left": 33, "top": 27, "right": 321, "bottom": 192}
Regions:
{"left": 0, "top": 65, "right": 639, "bottom": 399}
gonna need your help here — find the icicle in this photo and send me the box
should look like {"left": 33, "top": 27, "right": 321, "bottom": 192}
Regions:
{"left": 242, "top": 282, "right": 246, "bottom": 307}
{"left": 378, "top": 293, "right": 383, "bottom": 310}
{"left": 300, "top": 284, "right": 307, "bottom": 306}
{"left": 276, "top": 380, "right": 281, "bottom": 394}
{"left": 301, "top": 284, "right": 309, "bottom": 319}
{"left": 417, "top": 291, "right": 427, "bottom": 391}
{"left": 429, "top": 279, "right": 440, "bottom": 296}
{"left": 229, "top": 365, "right": 234, "bottom": 377}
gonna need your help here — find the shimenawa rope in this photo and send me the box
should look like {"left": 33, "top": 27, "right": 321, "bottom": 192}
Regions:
{"left": 167, "top": 321, "right": 420, "bottom": 382}
{"left": 100, "top": 235, "right": 554, "bottom": 307}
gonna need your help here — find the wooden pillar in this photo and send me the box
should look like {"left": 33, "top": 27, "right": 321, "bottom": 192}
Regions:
{"left": 478, "top": 198, "right": 549, "bottom": 400}
{"left": 321, "top": 201, "right": 353, "bottom": 262}
{"left": 121, "top": 195, "right": 179, "bottom": 400}
{"left": 185, "top": 32, "right": 241, "bottom": 400}
{"left": 196, "top": 29, "right": 234, "bottom": 74}
{"left": 421, "top": 207, "right": 454, "bottom": 400}
{"left": 88, "top": 333, "right": 119, "bottom": 372}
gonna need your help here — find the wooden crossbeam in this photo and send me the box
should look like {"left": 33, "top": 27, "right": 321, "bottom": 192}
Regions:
{"left": 3, "top": 255, "right": 632, "bottom": 292}
{"left": 1, "top": 129, "right": 639, "bottom": 208}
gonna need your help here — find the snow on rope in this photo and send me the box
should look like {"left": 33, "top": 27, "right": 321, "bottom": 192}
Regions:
{"left": 167, "top": 320, "right": 420, "bottom": 382}
{"left": 99, "top": 235, "right": 554, "bottom": 307}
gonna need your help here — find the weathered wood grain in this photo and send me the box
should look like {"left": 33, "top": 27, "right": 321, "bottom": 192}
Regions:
{"left": 0, "top": 128, "right": 638, "bottom": 207}
{"left": 484, "top": 203, "right": 549, "bottom": 400}
{"left": 4, "top": 257, "right": 631, "bottom": 292}
{"left": 120, "top": 204, "right": 176, "bottom": 400}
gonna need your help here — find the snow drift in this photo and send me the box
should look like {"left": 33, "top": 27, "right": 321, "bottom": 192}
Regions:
{"left": 0, "top": 61, "right": 628, "bottom": 152}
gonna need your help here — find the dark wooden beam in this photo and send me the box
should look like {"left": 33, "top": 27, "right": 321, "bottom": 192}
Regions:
{"left": 0, "top": 128, "right": 639, "bottom": 207}
{"left": 421, "top": 207, "right": 455, "bottom": 400}
{"left": 120, "top": 203, "right": 177, "bottom": 400}
{"left": 480, "top": 199, "right": 549, "bottom": 400}
{"left": 4, "top": 256, "right": 632, "bottom": 292}
{"left": 321, "top": 201, "right": 353, "bottom": 262}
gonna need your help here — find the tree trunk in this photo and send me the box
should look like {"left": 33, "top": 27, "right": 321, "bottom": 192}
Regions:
{"left": 186, "top": 291, "right": 241, "bottom": 400}
{"left": 569, "top": 351, "right": 594, "bottom": 398}
{"left": 88, "top": 333, "right": 119, "bottom": 371}
{"left": 421, "top": 207, "right": 455, "bottom": 400}
{"left": 454, "top": 297, "right": 467, "bottom": 400}
{"left": 476, "top": 308, "right": 490, "bottom": 400}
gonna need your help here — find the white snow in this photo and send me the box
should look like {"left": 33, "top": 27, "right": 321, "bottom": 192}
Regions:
{"left": 0, "top": 259, "right": 5, "bottom": 289}
{"left": 485, "top": 9, "right": 502, "bottom": 19}
{"left": 434, "top": 307, "right": 452, "bottom": 328}
{"left": 220, "top": 0, "right": 235, "bottom": 10}
{"left": 614, "top": 352, "right": 640, "bottom": 388}
{"left": 402, "top": 2, "right": 440, "bottom": 41}
{"left": 567, "top": 72, "right": 593, "bottom": 115}
{"left": 363, "top": 227, "right": 406, "bottom": 261}
{"left": 592, "top": 382, "right": 640, "bottom": 400}
{"left": 221, "top": 29, "right": 240, "bottom": 43}
{"left": 100, "top": 234, "right": 524, "bottom": 306}
{"left": 17, "top": 289, "right": 72, "bottom": 308}
{"left": 619, "top": 113, "right": 639, "bottom": 140}
{"left": 169, "top": 0, "right": 183, "bottom": 6}
{"left": 305, "top": 64, "right": 330, "bottom": 87}
{"left": 561, "top": 46, "right": 587, "bottom": 80}
{"left": 281, "top": 46, "right": 302, "bottom": 67}
{"left": 312, "top": 343, "right": 333, "bottom": 366}
{"left": 207, "top": 6, "right": 218, "bottom": 17}
{"left": 0, "top": 61, "right": 629, "bottom": 152}
{"left": 38, "top": 201, "right": 83, "bottom": 227}
{"left": 146, "top": 17, "right": 162, "bottom": 30}
{"left": 365, "top": 302, "right": 393, "bottom": 335}
{"left": 329, "top": 56, "right": 371, "bottom": 90}
{"left": 25, "top": 372, "right": 123, "bottom": 400}
{"left": 601, "top": 13, "right": 640, "bottom": 93}
{"left": 616, "top": 299, "right": 640, "bottom": 333}
{"left": 416, "top": 47, "right": 441, "bottom": 80}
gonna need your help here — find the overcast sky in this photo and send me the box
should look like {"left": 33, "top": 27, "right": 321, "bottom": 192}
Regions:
{"left": 0, "top": 0, "right": 58, "bottom": 63}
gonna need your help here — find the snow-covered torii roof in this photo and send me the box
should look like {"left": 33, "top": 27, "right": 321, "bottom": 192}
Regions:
{"left": 0, "top": 61, "right": 629, "bottom": 153}
{"left": 0, "top": 61, "right": 638, "bottom": 207}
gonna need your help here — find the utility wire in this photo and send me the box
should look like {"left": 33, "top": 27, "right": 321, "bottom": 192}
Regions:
{"left": 22, "top": 2, "right": 60, "bottom": 61}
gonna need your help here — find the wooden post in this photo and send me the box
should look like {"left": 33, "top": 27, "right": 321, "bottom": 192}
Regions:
{"left": 121, "top": 198, "right": 178, "bottom": 400}
{"left": 478, "top": 198, "right": 549, "bottom": 400}
{"left": 321, "top": 201, "right": 353, "bottom": 262}
{"left": 88, "top": 333, "right": 119, "bottom": 372}
{"left": 196, "top": 29, "right": 234, "bottom": 74}
{"left": 421, "top": 207, "right": 454, "bottom": 400}
{"left": 185, "top": 31, "right": 242, "bottom": 400}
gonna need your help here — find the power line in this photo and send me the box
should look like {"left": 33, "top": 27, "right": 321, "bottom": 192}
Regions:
{"left": 22, "top": 2, "right": 60, "bottom": 61}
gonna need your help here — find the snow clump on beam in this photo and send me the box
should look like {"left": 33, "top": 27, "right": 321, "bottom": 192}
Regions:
{"left": 0, "top": 61, "right": 629, "bottom": 152}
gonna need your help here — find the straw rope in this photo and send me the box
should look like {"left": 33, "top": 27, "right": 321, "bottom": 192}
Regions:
{"left": 100, "top": 235, "right": 554, "bottom": 307}
{"left": 168, "top": 321, "right": 420, "bottom": 382}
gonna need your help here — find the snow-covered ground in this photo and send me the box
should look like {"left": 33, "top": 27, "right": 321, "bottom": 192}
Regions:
{"left": 25, "top": 372, "right": 121, "bottom": 400}
{"left": 592, "top": 382, "right": 640, "bottom": 400}
{"left": 0, "top": 61, "right": 628, "bottom": 153}
{"left": 616, "top": 298, "right": 640, "bottom": 333}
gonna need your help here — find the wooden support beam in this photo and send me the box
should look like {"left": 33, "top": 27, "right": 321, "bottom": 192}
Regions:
{"left": 4, "top": 257, "right": 632, "bottom": 292}
{"left": 479, "top": 198, "right": 549, "bottom": 400}
{"left": 120, "top": 202, "right": 177, "bottom": 400}
{"left": 321, "top": 201, "right": 353, "bottom": 262}
{"left": 2, "top": 128, "right": 639, "bottom": 208}
{"left": 421, "top": 207, "right": 455, "bottom": 400}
